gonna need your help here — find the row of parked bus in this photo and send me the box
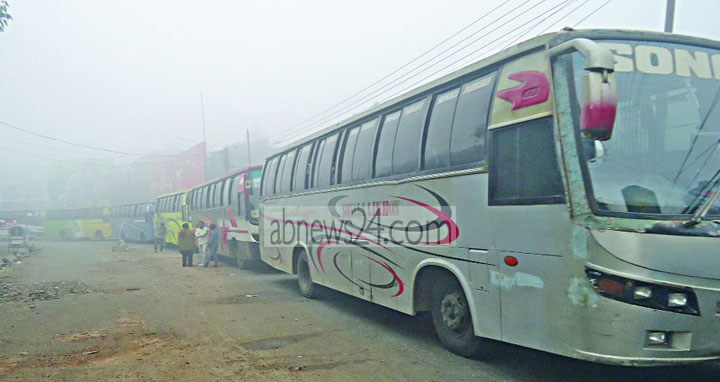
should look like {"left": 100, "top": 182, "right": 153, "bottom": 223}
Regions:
{"left": 44, "top": 166, "right": 263, "bottom": 265}
{"left": 37, "top": 29, "right": 720, "bottom": 366}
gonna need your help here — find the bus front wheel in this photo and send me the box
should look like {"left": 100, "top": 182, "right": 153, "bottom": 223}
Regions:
{"left": 296, "top": 254, "right": 316, "bottom": 299}
{"left": 430, "top": 276, "right": 482, "bottom": 357}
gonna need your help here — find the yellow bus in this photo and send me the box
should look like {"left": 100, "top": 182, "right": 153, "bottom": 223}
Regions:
{"left": 45, "top": 207, "right": 111, "bottom": 240}
{"left": 154, "top": 190, "right": 191, "bottom": 245}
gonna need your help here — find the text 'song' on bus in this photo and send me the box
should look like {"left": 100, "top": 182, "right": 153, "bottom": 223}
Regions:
{"left": 257, "top": 29, "right": 720, "bottom": 366}
{"left": 154, "top": 190, "right": 190, "bottom": 246}
{"left": 109, "top": 202, "right": 154, "bottom": 243}
{"left": 188, "top": 166, "right": 263, "bottom": 266}
{"left": 45, "top": 207, "right": 111, "bottom": 240}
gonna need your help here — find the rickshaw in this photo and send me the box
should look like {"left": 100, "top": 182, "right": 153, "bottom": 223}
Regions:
{"left": 8, "top": 225, "right": 28, "bottom": 255}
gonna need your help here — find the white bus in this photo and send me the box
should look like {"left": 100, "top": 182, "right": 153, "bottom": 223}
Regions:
{"left": 258, "top": 29, "right": 720, "bottom": 366}
{"left": 189, "top": 166, "right": 263, "bottom": 266}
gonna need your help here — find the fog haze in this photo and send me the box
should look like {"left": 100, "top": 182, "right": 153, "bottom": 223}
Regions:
{"left": 1, "top": 0, "right": 720, "bottom": 200}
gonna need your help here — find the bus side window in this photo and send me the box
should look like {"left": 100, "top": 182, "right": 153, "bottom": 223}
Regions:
{"left": 262, "top": 157, "right": 280, "bottom": 196}
{"left": 351, "top": 118, "right": 379, "bottom": 182}
{"left": 311, "top": 139, "right": 326, "bottom": 188}
{"left": 316, "top": 134, "right": 339, "bottom": 188}
{"left": 374, "top": 111, "right": 401, "bottom": 178}
{"left": 275, "top": 153, "right": 289, "bottom": 195}
{"left": 450, "top": 73, "right": 496, "bottom": 167}
{"left": 488, "top": 116, "right": 565, "bottom": 205}
{"left": 424, "top": 88, "right": 460, "bottom": 170}
{"left": 393, "top": 98, "right": 429, "bottom": 175}
{"left": 280, "top": 150, "right": 296, "bottom": 193}
{"left": 339, "top": 126, "right": 359, "bottom": 184}
{"left": 293, "top": 144, "right": 312, "bottom": 191}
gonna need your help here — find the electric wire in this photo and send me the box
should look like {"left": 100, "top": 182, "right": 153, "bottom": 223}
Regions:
{"left": 258, "top": 0, "right": 516, "bottom": 144}
{"left": 271, "top": 0, "right": 555, "bottom": 145}
{"left": 571, "top": 0, "right": 614, "bottom": 28}
{"left": 276, "top": 0, "right": 592, "bottom": 146}
{"left": 0, "top": 120, "right": 202, "bottom": 158}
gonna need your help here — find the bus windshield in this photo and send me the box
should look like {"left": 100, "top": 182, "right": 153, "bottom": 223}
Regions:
{"left": 570, "top": 40, "right": 720, "bottom": 217}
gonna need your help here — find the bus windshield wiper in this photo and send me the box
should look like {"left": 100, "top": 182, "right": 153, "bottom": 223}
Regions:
{"left": 683, "top": 168, "right": 720, "bottom": 227}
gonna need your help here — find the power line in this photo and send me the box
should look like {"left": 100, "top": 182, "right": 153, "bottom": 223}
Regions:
{"left": 0, "top": 146, "right": 110, "bottom": 167}
{"left": 572, "top": 0, "right": 614, "bottom": 28}
{"left": 278, "top": 0, "right": 579, "bottom": 145}
{"left": 501, "top": 0, "right": 580, "bottom": 49}
{"left": 0, "top": 120, "right": 202, "bottom": 158}
{"left": 259, "top": 0, "right": 519, "bottom": 143}
{"left": 273, "top": 0, "right": 599, "bottom": 148}
{"left": 271, "top": 0, "right": 552, "bottom": 145}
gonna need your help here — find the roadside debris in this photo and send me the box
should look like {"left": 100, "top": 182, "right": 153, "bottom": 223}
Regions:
{"left": 111, "top": 240, "right": 130, "bottom": 252}
{"left": 288, "top": 366, "right": 305, "bottom": 371}
{"left": 0, "top": 280, "right": 90, "bottom": 304}
{"left": 245, "top": 294, "right": 258, "bottom": 298}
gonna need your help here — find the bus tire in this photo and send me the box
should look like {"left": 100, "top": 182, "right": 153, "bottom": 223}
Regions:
{"left": 60, "top": 230, "right": 69, "bottom": 240}
{"left": 296, "top": 253, "right": 316, "bottom": 299}
{"left": 95, "top": 230, "right": 104, "bottom": 240}
{"left": 430, "top": 276, "right": 482, "bottom": 357}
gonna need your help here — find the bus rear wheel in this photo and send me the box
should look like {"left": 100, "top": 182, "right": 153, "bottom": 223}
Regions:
{"left": 430, "top": 276, "right": 482, "bottom": 357}
{"left": 296, "top": 254, "right": 316, "bottom": 299}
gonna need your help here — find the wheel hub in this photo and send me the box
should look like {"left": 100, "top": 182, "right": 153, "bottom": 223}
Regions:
{"left": 440, "top": 292, "right": 466, "bottom": 330}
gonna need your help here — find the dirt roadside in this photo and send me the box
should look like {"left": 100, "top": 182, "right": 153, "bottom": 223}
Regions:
{"left": 1, "top": 241, "right": 719, "bottom": 382}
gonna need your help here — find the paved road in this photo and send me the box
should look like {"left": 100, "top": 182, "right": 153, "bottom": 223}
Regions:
{"left": 1, "top": 241, "right": 718, "bottom": 381}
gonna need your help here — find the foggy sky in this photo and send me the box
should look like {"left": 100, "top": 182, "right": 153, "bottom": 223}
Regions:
{"left": 2, "top": 0, "right": 720, "bottom": 174}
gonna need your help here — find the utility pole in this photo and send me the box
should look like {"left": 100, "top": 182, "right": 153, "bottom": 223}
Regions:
{"left": 246, "top": 129, "right": 252, "bottom": 166}
{"left": 200, "top": 93, "right": 208, "bottom": 180}
{"left": 664, "top": 0, "right": 676, "bottom": 33}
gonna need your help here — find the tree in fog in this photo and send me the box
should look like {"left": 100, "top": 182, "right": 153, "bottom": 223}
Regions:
{"left": 0, "top": 1, "right": 11, "bottom": 32}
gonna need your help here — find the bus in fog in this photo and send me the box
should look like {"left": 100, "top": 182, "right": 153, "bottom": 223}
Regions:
{"left": 45, "top": 207, "right": 111, "bottom": 240}
{"left": 154, "top": 191, "right": 190, "bottom": 246}
{"left": 258, "top": 29, "right": 720, "bottom": 365}
{"left": 188, "top": 166, "right": 262, "bottom": 267}
{"left": 109, "top": 202, "right": 154, "bottom": 242}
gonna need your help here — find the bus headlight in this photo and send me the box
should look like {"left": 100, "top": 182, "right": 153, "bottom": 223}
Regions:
{"left": 668, "top": 293, "right": 688, "bottom": 307}
{"left": 585, "top": 268, "right": 700, "bottom": 316}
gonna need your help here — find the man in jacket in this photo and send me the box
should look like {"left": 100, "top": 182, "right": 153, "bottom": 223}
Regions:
{"left": 178, "top": 223, "right": 197, "bottom": 267}
{"left": 204, "top": 223, "right": 220, "bottom": 267}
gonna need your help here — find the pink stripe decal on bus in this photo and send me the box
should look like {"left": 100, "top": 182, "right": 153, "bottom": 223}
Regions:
{"left": 364, "top": 255, "right": 404, "bottom": 297}
{"left": 226, "top": 207, "right": 238, "bottom": 227}
{"left": 393, "top": 196, "right": 459, "bottom": 245}
{"left": 316, "top": 241, "right": 341, "bottom": 272}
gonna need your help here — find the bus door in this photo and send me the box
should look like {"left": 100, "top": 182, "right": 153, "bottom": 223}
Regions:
{"left": 244, "top": 175, "right": 259, "bottom": 225}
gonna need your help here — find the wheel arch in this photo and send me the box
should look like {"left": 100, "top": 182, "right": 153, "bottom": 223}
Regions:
{"left": 411, "top": 259, "right": 480, "bottom": 335}
{"left": 291, "top": 243, "right": 310, "bottom": 275}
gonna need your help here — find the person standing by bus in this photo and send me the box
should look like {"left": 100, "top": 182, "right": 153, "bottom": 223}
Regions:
{"left": 195, "top": 220, "right": 209, "bottom": 264}
{"left": 154, "top": 222, "right": 167, "bottom": 252}
{"left": 178, "top": 223, "right": 196, "bottom": 267}
{"left": 204, "top": 223, "right": 220, "bottom": 267}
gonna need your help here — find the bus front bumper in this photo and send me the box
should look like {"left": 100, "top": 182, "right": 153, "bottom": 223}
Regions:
{"left": 575, "top": 350, "right": 720, "bottom": 367}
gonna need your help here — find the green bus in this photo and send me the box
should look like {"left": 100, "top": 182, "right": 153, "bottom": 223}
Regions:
{"left": 45, "top": 207, "right": 111, "bottom": 240}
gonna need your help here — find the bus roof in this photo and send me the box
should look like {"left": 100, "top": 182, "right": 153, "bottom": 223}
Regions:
{"left": 190, "top": 165, "right": 263, "bottom": 190}
{"left": 269, "top": 28, "right": 720, "bottom": 157}
{"left": 155, "top": 190, "right": 189, "bottom": 199}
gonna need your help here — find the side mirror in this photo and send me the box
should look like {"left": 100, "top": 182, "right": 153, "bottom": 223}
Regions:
{"left": 581, "top": 71, "right": 617, "bottom": 141}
